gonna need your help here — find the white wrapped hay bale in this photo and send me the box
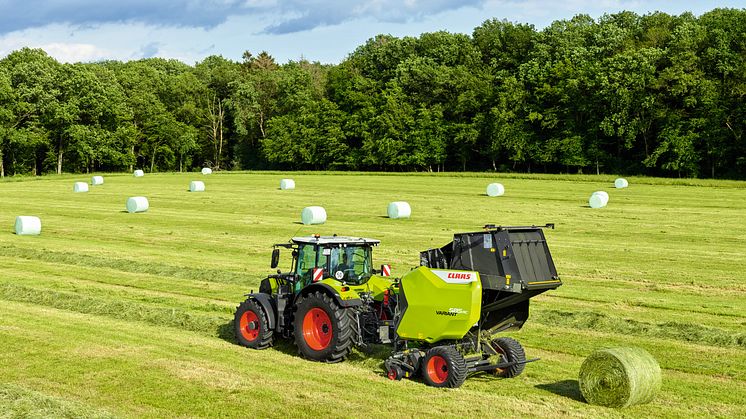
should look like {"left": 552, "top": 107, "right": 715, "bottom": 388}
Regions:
{"left": 91, "top": 175, "right": 104, "bottom": 185}
{"left": 201, "top": 167, "right": 212, "bottom": 175}
{"left": 133, "top": 170, "right": 144, "bottom": 177}
{"left": 280, "top": 179, "right": 295, "bottom": 190}
{"left": 387, "top": 201, "right": 411, "bottom": 219}
{"left": 73, "top": 182, "right": 89, "bottom": 193}
{"left": 126, "top": 197, "right": 149, "bottom": 213}
{"left": 301, "top": 206, "right": 327, "bottom": 225}
{"left": 14, "top": 216, "right": 41, "bottom": 235}
{"left": 589, "top": 191, "right": 609, "bottom": 209}
{"left": 486, "top": 183, "right": 505, "bottom": 197}
{"left": 189, "top": 181, "right": 205, "bottom": 192}
{"left": 615, "top": 178, "right": 628, "bottom": 189}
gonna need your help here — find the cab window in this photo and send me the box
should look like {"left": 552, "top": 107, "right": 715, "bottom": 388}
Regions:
{"left": 328, "top": 246, "right": 371, "bottom": 285}
{"left": 296, "top": 244, "right": 317, "bottom": 282}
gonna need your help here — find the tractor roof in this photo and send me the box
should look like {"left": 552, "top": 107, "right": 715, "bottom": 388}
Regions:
{"left": 290, "top": 236, "right": 380, "bottom": 246}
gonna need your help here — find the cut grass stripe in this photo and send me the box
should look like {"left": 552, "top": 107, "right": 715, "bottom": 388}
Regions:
{"left": 0, "top": 245, "right": 249, "bottom": 285}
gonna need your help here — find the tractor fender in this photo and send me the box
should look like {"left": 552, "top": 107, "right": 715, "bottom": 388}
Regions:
{"left": 247, "top": 293, "right": 276, "bottom": 330}
{"left": 298, "top": 283, "right": 362, "bottom": 308}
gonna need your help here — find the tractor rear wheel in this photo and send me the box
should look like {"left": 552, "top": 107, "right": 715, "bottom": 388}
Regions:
{"left": 421, "top": 346, "right": 467, "bottom": 388}
{"left": 294, "top": 291, "right": 354, "bottom": 363}
{"left": 234, "top": 298, "right": 273, "bottom": 349}
{"left": 492, "top": 337, "right": 526, "bottom": 378}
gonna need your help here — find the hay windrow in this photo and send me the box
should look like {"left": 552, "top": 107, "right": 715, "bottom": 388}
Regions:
{"left": 0, "top": 284, "right": 229, "bottom": 338}
{"left": 579, "top": 347, "right": 661, "bottom": 408}
{"left": 0, "top": 383, "right": 115, "bottom": 419}
{"left": 536, "top": 309, "right": 746, "bottom": 349}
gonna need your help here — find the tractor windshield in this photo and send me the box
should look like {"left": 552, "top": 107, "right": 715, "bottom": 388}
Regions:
{"left": 329, "top": 246, "right": 372, "bottom": 285}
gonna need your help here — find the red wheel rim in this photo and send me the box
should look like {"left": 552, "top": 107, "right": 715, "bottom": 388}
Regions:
{"left": 239, "top": 310, "right": 260, "bottom": 342}
{"left": 302, "top": 307, "right": 333, "bottom": 351}
{"left": 426, "top": 355, "right": 448, "bottom": 384}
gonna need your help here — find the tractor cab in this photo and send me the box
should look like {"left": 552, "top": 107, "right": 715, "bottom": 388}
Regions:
{"left": 272, "top": 235, "right": 381, "bottom": 292}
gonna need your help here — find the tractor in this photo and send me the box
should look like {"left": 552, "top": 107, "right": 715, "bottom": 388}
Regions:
{"left": 234, "top": 224, "right": 561, "bottom": 388}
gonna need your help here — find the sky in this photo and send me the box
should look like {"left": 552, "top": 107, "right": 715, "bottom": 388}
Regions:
{"left": 0, "top": 1, "right": 742, "bottom": 65}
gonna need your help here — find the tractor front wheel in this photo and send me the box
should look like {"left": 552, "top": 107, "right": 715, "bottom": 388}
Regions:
{"left": 294, "top": 291, "right": 354, "bottom": 363}
{"left": 492, "top": 337, "right": 526, "bottom": 378}
{"left": 422, "top": 346, "right": 467, "bottom": 388}
{"left": 234, "top": 298, "right": 273, "bottom": 349}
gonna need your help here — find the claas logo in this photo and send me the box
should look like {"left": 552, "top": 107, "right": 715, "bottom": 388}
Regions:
{"left": 447, "top": 272, "right": 473, "bottom": 280}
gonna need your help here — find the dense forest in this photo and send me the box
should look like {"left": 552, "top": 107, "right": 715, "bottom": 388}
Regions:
{"left": 0, "top": 9, "right": 745, "bottom": 178}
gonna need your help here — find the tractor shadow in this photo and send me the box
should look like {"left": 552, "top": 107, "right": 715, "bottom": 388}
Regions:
{"left": 216, "top": 320, "right": 298, "bottom": 356}
{"left": 217, "top": 321, "right": 237, "bottom": 344}
{"left": 535, "top": 379, "right": 584, "bottom": 402}
{"left": 217, "top": 320, "right": 388, "bottom": 361}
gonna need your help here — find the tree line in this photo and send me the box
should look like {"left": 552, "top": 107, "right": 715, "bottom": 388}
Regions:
{"left": 1, "top": 9, "right": 744, "bottom": 178}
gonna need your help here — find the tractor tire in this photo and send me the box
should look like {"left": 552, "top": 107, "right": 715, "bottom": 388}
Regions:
{"left": 234, "top": 298, "right": 273, "bottom": 349}
{"left": 492, "top": 337, "right": 526, "bottom": 378}
{"left": 293, "top": 291, "right": 354, "bottom": 363}
{"left": 421, "top": 346, "right": 467, "bottom": 388}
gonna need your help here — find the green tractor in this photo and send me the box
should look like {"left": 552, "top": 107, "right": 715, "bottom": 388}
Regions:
{"left": 234, "top": 224, "right": 562, "bottom": 388}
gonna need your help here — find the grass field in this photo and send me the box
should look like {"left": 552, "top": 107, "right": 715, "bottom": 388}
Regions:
{"left": 1, "top": 171, "right": 745, "bottom": 418}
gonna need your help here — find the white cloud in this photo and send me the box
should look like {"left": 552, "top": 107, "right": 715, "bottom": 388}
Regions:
{"left": 39, "top": 43, "right": 112, "bottom": 63}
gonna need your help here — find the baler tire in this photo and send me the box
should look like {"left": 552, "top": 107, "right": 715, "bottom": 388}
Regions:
{"left": 492, "top": 337, "right": 526, "bottom": 378}
{"left": 294, "top": 291, "right": 354, "bottom": 363}
{"left": 234, "top": 298, "right": 273, "bottom": 349}
{"left": 422, "top": 346, "right": 467, "bottom": 388}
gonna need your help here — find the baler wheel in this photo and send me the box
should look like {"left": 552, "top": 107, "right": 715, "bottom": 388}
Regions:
{"left": 422, "top": 346, "right": 467, "bottom": 388}
{"left": 234, "top": 298, "right": 273, "bottom": 349}
{"left": 387, "top": 365, "right": 404, "bottom": 381}
{"left": 492, "top": 337, "right": 526, "bottom": 378}
{"left": 294, "top": 291, "right": 354, "bottom": 363}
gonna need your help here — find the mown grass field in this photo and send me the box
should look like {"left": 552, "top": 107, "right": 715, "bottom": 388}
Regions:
{"left": 1, "top": 171, "right": 745, "bottom": 418}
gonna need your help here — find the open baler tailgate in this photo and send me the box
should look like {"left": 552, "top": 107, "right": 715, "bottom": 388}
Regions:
{"left": 420, "top": 225, "right": 561, "bottom": 294}
{"left": 420, "top": 225, "right": 561, "bottom": 333}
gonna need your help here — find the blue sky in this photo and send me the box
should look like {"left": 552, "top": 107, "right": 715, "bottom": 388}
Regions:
{"left": 0, "top": 1, "right": 742, "bottom": 64}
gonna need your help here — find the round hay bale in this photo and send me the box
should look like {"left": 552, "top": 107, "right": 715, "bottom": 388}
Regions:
{"left": 91, "top": 175, "right": 104, "bottom": 185}
{"left": 126, "top": 197, "right": 149, "bottom": 213}
{"left": 589, "top": 191, "right": 609, "bottom": 208}
{"left": 301, "top": 206, "right": 326, "bottom": 225}
{"left": 14, "top": 216, "right": 41, "bottom": 235}
{"left": 615, "top": 178, "right": 628, "bottom": 189}
{"left": 486, "top": 183, "right": 505, "bottom": 197}
{"left": 201, "top": 167, "right": 212, "bottom": 175}
{"left": 133, "top": 169, "right": 144, "bottom": 177}
{"left": 73, "top": 182, "right": 89, "bottom": 193}
{"left": 387, "top": 201, "right": 411, "bottom": 219}
{"left": 579, "top": 347, "right": 661, "bottom": 408}
{"left": 189, "top": 180, "right": 205, "bottom": 192}
{"left": 280, "top": 179, "right": 295, "bottom": 190}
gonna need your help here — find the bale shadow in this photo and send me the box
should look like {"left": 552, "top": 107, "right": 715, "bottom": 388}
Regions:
{"left": 535, "top": 379, "right": 584, "bottom": 402}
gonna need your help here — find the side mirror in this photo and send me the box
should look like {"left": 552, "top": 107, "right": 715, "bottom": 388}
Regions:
{"left": 271, "top": 248, "right": 280, "bottom": 269}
